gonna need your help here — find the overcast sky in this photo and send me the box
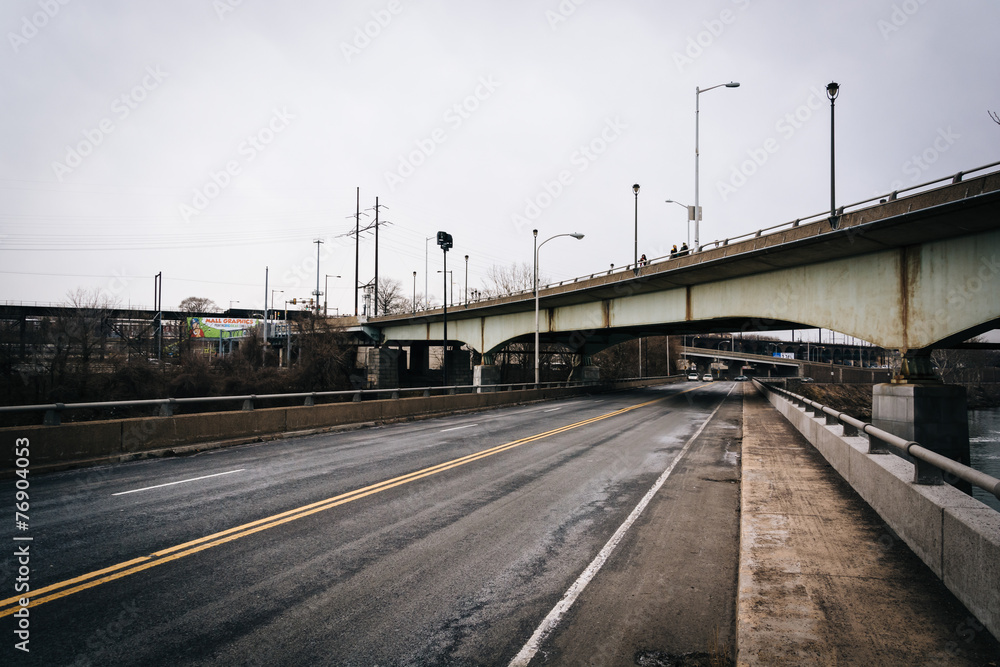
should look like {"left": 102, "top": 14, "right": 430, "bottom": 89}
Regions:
{"left": 2, "top": 0, "right": 998, "bottom": 325}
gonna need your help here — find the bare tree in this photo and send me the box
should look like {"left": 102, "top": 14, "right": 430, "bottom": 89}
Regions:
{"left": 179, "top": 296, "right": 220, "bottom": 312}
{"left": 480, "top": 262, "right": 544, "bottom": 299}
{"left": 376, "top": 277, "right": 410, "bottom": 315}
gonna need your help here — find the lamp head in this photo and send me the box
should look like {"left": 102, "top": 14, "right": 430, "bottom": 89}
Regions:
{"left": 725, "top": 81, "right": 740, "bottom": 88}
{"left": 826, "top": 81, "right": 840, "bottom": 101}
{"left": 570, "top": 233, "right": 585, "bottom": 240}
{"left": 632, "top": 183, "right": 640, "bottom": 195}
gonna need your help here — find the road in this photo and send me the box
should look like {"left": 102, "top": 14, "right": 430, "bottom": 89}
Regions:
{"left": 1, "top": 382, "right": 742, "bottom": 666}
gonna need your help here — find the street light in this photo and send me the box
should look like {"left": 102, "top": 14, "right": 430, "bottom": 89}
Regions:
{"left": 695, "top": 81, "right": 740, "bottom": 252}
{"left": 324, "top": 275, "right": 341, "bottom": 317}
{"left": 313, "top": 239, "right": 324, "bottom": 315}
{"left": 827, "top": 81, "right": 840, "bottom": 229}
{"left": 534, "top": 229, "right": 585, "bottom": 386}
{"left": 464, "top": 254, "right": 469, "bottom": 306}
{"left": 412, "top": 271, "right": 417, "bottom": 314}
{"left": 665, "top": 199, "right": 694, "bottom": 248}
{"left": 436, "top": 270, "right": 454, "bottom": 306}
{"left": 632, "top": 184, "right": 640, "bottom": 270}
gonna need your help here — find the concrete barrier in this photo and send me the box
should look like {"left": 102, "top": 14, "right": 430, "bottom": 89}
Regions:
{"left": 760, "top": 385, "right": 1000, "bottom": 642}
{"left": 1, "top": 378, "right": 681, "bottom": 474}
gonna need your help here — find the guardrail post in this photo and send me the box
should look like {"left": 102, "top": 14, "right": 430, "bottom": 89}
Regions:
{"left": 43, "top": 404, "right": 63, "bottom": 426}
{"left": 842, "top": 422, "right": 859, "bottom": 437}
{"left": 423, "top": 389, "right": 430, "bottom": 397}
{"left": 863, "top": 427, "right": 892, "bottom": 455}
{"left": 353, "top": 391, "right": 362, "bottom": 402}
{"left": 242, "top": 396, "right": 255, "bottom": 411}
{"left": 305, "top": 393, "right": 316, "bottom": 406}
{"left": 825, "top": 412, "right": 838, "bottom": 426}
{"left": 391, "top": 390, "right": 399, "bottom": 399}
{"left": 909, "top": 442, "right": 945, "bottom": 485}
{"left": 159, "top": 399, "right": 175, "bottom": 417}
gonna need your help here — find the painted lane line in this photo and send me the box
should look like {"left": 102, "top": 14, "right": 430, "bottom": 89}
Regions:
{"left": 111, "top": 469, "right": 246, "bottom": 496}
{"left": 440, "top": 424, "right": 478, "bottom": 432}
{"left": 543, "top": 408, "right": 561, "bottom": 413}
{"left": 509, "top": 383, "right": 735, "bottom": 667}
{"left": 0, "top": 394, "right": 676, "bottom": 617}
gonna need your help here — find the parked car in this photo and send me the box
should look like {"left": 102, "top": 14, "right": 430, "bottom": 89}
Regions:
{"left": 735, "top": 375, "right": 749, "bottom": 382}
{"left": 687, "top": 372, "right": 700, "bottom": 381}
{"left": 799, "top": 376, "right": 815, "bottom": 382}
{"left": 702, "top": 373, "right": 713, "bottom": 382}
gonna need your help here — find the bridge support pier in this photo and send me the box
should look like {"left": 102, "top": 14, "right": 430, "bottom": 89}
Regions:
{"left": 366, "top": 347, "right": 403, "bottom": 390}
{"left": 473, "top": 365, "right": 499, "bottom": 393}
{"left": 873, "top": 353, "right": 971, "bottom": 490}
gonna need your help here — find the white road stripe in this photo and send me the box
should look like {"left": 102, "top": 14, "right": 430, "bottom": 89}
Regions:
{"left": 112, "top": 469, "right": 246, "bottom": 496}
{"left": 508, "top": 384, "right": 735, "bottom": 667}
{"left": 542, "top": 408, "right": 561, "bottom": 412}
{"left": 440, "top": 424, "right": 478, "bottom": 432}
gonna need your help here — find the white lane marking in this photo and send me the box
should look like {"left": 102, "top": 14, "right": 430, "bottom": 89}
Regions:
{"left": 542, "top": 408, "right": 561, "bottom": 413}
{"left": 112, "top": 469, "right": 246, "bottom": 496}
{"left": 440, "top": 424, "right": 478, "bottom": 432}
{"left": 508, "top": 384, "right": 735, "bottom": 667}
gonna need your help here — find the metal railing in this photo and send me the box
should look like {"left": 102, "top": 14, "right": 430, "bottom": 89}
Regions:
{"left": 755, "top": 380, "right": 1000, "bottom": 502}
{"left": 0, "top": 376, "right": 677, "bottom": 426}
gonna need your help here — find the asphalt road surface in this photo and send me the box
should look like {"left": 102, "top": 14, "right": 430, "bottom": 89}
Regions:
{"left": 1, "top": 382, "right": 742, "bottom": 666}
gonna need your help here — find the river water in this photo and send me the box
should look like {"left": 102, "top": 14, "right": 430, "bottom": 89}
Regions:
{"left": 969, "top": 407, "right": 1000, "bottom": 511}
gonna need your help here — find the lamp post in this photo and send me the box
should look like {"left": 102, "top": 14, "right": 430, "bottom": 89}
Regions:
{"left": 324, "top": 275, "right": 340, "bottom": 317}
{"left": 313, "top": 239, "right": 324, "bottom": 315}
{"left": 464, "top": 254, "right": 469, "bottom": 306}
{"left": 436, "top": 232, "right": 453, "bottom": 385}
{"left": 695, "top": 81, "right": 740, "bottom": 252}
{"left": 632, "top": 183, "right": 640, "bottom": 270}
{"left": 436, "top": 270, "right": 454, "bottom": 306}
{"left": 412, "top": 271, "right": 417, "bottom": 314}
{"left": 534, "top": 229, "right": 585, "bottom": 386}
{"left": 665, "top": 199, "right": 694, "bottom": 248}
{"left": 826, "top": 81, "right": 840, "bottom": 228}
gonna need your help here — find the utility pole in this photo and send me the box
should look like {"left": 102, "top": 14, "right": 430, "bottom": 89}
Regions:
{"left": 354, "top": 187, "right": 360, "bottom": 316}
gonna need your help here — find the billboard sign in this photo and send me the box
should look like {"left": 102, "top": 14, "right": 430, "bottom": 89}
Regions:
{"left": 187, "top": 317, "right": 261, "bottom": 340}
{"left": 773, "top": 352, "right": 795, "bottom": 359}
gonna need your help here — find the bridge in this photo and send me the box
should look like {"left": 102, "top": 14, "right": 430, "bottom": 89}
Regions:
{"left": 364, "top": 168, "right": 1000, "bottom": 386}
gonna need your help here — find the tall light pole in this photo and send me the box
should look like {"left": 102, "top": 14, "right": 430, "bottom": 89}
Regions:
{"left": 665, "top": 199, "right": 694, "bottom": 248}
{"left": 632, "top": 184, "right": 640, "bottom": 270}
{"left": 695, "top": 81, "right": 740, "bottom": 252}
{"left": 827, "top": 81, "right": 840, "bottom": 229}
{"left": 324, "top": 275, "right": 340, "bottom": 316}
{"left": 412, "top": 271, "right": 417, "bottom": 314}
{"left": 464, "top": 254, "right": 469, "bottom": 306}
{"left": 313, "top": 238, "right": 324, "bottom": 315}
{"left": 534, "top": 229, "right": 585, "bottom": 386}
{"left": 437, "top": 270, "right": 454, "bottom": 306}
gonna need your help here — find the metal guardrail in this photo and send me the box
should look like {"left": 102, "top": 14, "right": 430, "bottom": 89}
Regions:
{"left": 754, "top": 380, "right": 1000, "bottom": 502}
{"left": 0, "top": 376, "right": 677, "bottom": 426}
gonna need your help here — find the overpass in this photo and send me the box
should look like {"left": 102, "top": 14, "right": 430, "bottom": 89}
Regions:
{"left": 676, "top": 345, "right": 893, "bottom": 382}
{"left": 365, "top": 167, "right": 1000, "bottom": 384}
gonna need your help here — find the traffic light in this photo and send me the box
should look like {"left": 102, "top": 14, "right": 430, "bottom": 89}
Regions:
{"left": 290, "top": 298, "right": 297, "bottom": 305}
{"left": 436, "top": 231, "right": 453, "bottom": 250}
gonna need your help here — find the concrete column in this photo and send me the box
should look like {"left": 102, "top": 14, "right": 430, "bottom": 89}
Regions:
{"left": 872, "top": 383, "right": 971, "bottom": 490}
{"left": 409, "top": 342, "right": 429, "bottom": 374}
{"left": 445, "top": 349, "right": 472, "bottom": 387}
{"left": 473, "top": 365, "right": 499, "bottom": 393}
{"left": 366, "top": 347, "right": 401, "bottom": 389}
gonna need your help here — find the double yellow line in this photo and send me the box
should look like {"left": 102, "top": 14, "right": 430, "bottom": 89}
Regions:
{"left": 1, "top": 392, "right": 683, "bottom": 616}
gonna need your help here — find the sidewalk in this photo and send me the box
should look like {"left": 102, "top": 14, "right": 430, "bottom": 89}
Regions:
{"left": 738, "top": 383, "right": 1000, "bottom": 665}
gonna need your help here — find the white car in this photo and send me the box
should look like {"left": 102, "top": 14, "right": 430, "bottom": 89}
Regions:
{"left": 687, "top": 372, "right": 700, "bottom": 381}
{"left": 702, "top": 374, "right": 714, "bottom": 382}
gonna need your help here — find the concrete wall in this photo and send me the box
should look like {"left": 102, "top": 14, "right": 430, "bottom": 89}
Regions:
{"left": 1, "top": 377, "right": 678, "bottom": 474}
{"left": 759, "top": 385, "right": 1000, "bottom": 642}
